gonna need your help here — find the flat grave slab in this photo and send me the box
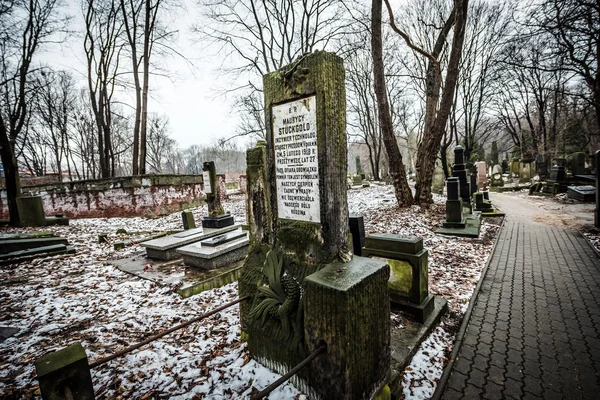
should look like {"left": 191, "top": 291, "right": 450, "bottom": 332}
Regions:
{"left": 110, "top": 252, "right": 244, "bottom": 298}
{"left": 1, "top": 237, "right": 68, "bottom": 253}
{"left": 567, "top": 185, "right": 595, "bottom": 202}
{"left": 176, "top": 229, "right": 249, "bottom": 270}
{"left": 140, "top": 224, "right": 240, "bottom": 260}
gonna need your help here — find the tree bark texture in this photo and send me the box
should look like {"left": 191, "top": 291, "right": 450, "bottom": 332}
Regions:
{"left": 371, "top": 0, "right": 414, "bottom": 207}
{"left": 0, "top": 117, "right": 21, "bottom": 225}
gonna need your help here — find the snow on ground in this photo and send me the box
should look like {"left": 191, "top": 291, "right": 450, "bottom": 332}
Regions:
{"left": 1, "top": 185, "right": 500, "bottom": 399}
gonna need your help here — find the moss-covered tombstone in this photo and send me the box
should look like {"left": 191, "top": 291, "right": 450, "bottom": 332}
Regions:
{"left": 239, "top": 51, "right": 390, "bottom": 399}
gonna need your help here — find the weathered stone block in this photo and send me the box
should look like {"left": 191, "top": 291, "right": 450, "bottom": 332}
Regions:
{"left": 361, "top": 234, "right": 432, "bottom": 321}
{"left": 16, "top": 196, "right": 46, "bottom": 227}
{"left": 34, "top": 342, "right": 94, "bottom": 400}
{"left": 304, "top": 256, "right": 390, "bottom": 400}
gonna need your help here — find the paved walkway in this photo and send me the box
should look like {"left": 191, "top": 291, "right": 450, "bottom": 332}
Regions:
{"left": 442, "top": 193, "right": 600, "bottom": 399}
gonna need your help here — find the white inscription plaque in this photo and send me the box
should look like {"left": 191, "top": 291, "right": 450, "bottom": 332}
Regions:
{"left": 202, "top": 171, "right": 212, "bottom": 194}
{"left": 273, "top": 96, "right": 320, "bottom": 223}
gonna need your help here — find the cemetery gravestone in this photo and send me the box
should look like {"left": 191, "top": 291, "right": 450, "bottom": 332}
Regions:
{"left": 468, "top": 163, "right": 478, "bottom": 196}
{"left": 476, "top": 161, "right": 487, "bottom": 188}
{"left": 536, "top": 154, "right": 548, "bottom": 179}
{"left": 452, "top": 146, "right": 471, "bottom": 203}
{"left": 571, "top": 152, "right": 587, "bottom": 176}
{"left": 182, "top": 210, "right": 195, "bottom": 230}
{"left": 443, "top": 177, "right": 465, "bottom": 228}
{"left": 542, "top": 166, "right": 567, "bottom": 194}
{"left": 501, "top": 159, "right": 509, "bottom": 174}
{"left": 202, "top": 162, "right": 234, "bottom": 229}
{"left": 239, "top": 51, "right": 390, "bottom": 399}
{"left": 519, "top": 160, "right": 534, "bottom": 182}
{"left": 511, "top": 159, "right": 520, "bottom": 178}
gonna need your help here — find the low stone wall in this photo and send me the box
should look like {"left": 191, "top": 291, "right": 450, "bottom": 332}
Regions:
{"left": 0, "top": 175, "right": 207, "bottom": 219}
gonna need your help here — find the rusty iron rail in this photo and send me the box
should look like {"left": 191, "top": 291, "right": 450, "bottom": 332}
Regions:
{"left": 250, "top": 343, "right": 327, "bottom": 400}
{"left": 89, "top": 295, "right": 250, "bottom": 369}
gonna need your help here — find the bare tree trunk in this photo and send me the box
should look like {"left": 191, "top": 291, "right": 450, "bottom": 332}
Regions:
{"left": 414, "top": 0, "right": 468, "bottom": 205}
{"left": 0, "top": 116, "right": 21, "bottom": 225}
{"left": 139, "top": 0, "right": 153, "bottom": 175}
{"left": 371, "top": 0, "right": 413, "bottom": 207}
{"left": 120, "top": 0, "right": 141, "bottom": 175}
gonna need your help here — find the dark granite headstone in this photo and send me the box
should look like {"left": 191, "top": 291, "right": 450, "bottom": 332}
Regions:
{"left": 571, "top": 152, "right": 587, "bottom": 176}
{"left": 349, "top": 215, "right": 365, "bottom": 256}
{"left": 452, "top": 146, "right": 471, "bottom": 203}
{"left": 182, "top": 210, "right": 195, "bottom": 230}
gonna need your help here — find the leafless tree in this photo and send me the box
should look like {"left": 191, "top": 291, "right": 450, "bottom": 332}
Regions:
{"left": 71, "top": 89, "right": 99, "bottom": 179}
{"left": 120, "top": 0, "right": 177, "bottom": 174}
{"left": 197, "top": 0, "right": 358, "bottom": 141}
{"left": 84, "top": 0, "right": 123, "bottom": 178}
{"left": 532, "top": 0, "right": 600, "bottom": 139}
{"left": 378, "top": 0, "right": 469, "bottom": 205}
{"left": 31, "top": 70, "right": 77, "bottom": 181}
{"left": 0, "top": 0, "right": 66, "bottom": 225}
{"left": 146, "top": 113, "right": 175, "bottom": 173}
{"left": 454, "top": 0, "right": 513, "bottom": 161}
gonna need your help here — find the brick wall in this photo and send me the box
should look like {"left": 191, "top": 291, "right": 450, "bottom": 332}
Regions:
{"left": 0, "top": 175, "right": 207, "bottom": 219}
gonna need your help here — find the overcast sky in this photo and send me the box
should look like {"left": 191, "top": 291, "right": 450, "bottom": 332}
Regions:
{"left": 43, "top": 0, "right": 239, "bottom": 150}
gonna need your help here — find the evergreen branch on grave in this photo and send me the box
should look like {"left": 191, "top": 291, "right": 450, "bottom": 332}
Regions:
{"left": 248, "top": 247, "right": 304, "bottom": 347}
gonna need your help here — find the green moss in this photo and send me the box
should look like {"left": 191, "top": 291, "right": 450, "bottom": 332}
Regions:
{"left": 373, "top": 385, "right": 391, "bottom": 400}
{"left": 276, "top": 220, "right": 321, "bottom": 261}
{"left": 386, "top": 259, "right": 413, "bottom": 294}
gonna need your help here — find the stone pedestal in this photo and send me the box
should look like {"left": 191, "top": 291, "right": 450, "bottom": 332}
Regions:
{"left": 444, "top": 200, "right": 466, "bottom": 228}
{"left": 35, "top": 342, "right": 94, "bottom": 400}
{"left": 362, "top": 234, "right": 433, "bottom": 322}
{"left": 201, "top": 214, "right": 234, "bottom": 229}
{"left": 474, "top": 192, "right": 494, "bottom": 212}
{"left": 444, "top": 177, "right": 465, "bottom": 228}
{"left": 303, "top": 256, "right": 390, "bottom": 399}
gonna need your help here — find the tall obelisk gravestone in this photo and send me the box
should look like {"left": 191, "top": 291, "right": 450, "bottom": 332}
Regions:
{"left": 239, "top": 51, "right": 390, "bottom": 399}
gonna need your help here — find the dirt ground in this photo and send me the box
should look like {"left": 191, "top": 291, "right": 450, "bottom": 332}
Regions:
{"left": 491, "top": 191, "right": 595, "bottom": 230}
